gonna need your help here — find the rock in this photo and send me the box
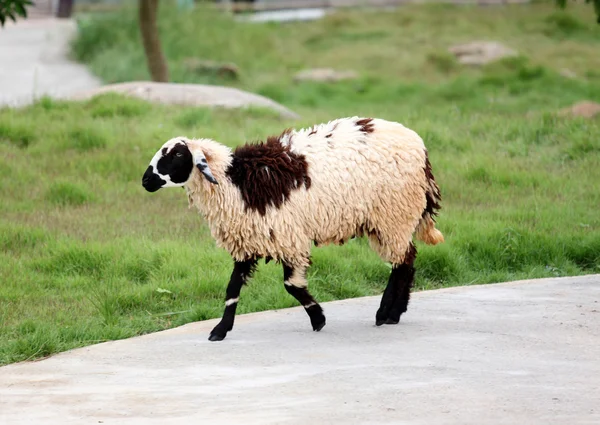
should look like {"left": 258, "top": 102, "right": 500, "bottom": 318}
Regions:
{"left": 559, "top": 68, "right": 577, "bottom": 79}
{"left": 68, "top": 82, "right": 300, "bottom": 120}
{"left": 294, "top": 68, "right": 359, "bottom": 83}
{"left": 239, "top": 8, "right": 327, "bottom": 23}
{"left": 182, "top": 58, "right": 239, "bottom": 80}
{"left": 559, "top": 101, "right": 600, "bottom": 119}
{"left": 448, "top": 41, "right": 517, "bottom": 66}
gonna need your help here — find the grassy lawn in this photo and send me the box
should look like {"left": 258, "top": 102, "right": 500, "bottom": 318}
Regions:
{"left": 1, "top": 2, "right": 599, "bottom": 365}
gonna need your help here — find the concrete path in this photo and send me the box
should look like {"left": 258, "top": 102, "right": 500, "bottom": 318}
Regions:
{"left": 1, "top": 275, "right": 599, "bottom": 425}
{"left": 0, "top": 19, "right": 101, "bottom": 107}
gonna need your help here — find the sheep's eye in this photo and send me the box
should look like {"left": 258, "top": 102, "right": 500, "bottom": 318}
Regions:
{"left": 175, "top": 152, "right": 183, "bottom": 158}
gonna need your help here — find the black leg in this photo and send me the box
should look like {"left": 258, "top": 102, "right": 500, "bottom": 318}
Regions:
{"left": 283, "top": 263, "right": 326, "bottom": 332}
{"left": 208, "top": 258, "right": 258, "bottom": 342}
{"left": 376, "top": 244, "right": 416, "bottom": 326}
{"left": 386, "top": 263, "right": 415, "bottom": 324}
{"left": 376, "top": 273, "right": 397, "bottom": 326}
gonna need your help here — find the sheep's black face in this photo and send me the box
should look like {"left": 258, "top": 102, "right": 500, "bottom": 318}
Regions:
{"left": 142, "top": 167, "right": 165, "bottom": 192}
{"left": 142, "top": 140, "right": 194, "bottom": 192}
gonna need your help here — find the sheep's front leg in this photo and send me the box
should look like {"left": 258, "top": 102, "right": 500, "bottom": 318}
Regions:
{"left": 283, "top": 262, "right": 326, "bottom": 332}
{"left": 208, "top": 258, "right": 258, "bottom": 342}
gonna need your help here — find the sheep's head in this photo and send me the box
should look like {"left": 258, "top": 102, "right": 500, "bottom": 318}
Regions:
{"left": 142, "top": 137, "right": 218, "bottom": 192}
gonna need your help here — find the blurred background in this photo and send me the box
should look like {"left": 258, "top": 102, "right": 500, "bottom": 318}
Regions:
{"left": 0, "top": 0, "right": 598, "bottom": 364}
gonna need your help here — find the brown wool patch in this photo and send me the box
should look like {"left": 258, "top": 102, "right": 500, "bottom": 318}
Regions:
{"left": 423, "top": 151, "right": 442, "bottom": 219}
{"left": 356, "top": 118, "right": 375, "bottom": 133}
{"left": 226, "top": 131, "right": 312, "bottom": 216}
{"left": 404, "top": 243, "right": 417, "bottom": 265}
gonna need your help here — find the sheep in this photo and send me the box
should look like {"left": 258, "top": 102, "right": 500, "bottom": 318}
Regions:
{"left": 142, "top": 117, "right": 443, "bottom": 341}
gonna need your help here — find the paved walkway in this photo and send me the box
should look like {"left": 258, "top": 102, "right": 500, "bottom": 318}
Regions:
{"left": 1, "top": 275, "right": 598, "bottom": 424}
{"left": 0, "top": 19, "right": 101, "bottom": 107}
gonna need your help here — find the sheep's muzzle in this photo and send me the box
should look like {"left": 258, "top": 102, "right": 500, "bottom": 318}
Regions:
{"left": 142, "top": 166, "right": 166, "bottom": 193}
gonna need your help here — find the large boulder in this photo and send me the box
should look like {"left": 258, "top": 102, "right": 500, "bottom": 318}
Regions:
{"left": 448, "top": 41, "right": 517, "bottom": 66}
{"left": 559, "top": 101, "right": 600, "bottom": 119}
{"left": 68, "top": 82, "right": 299, "bottom": 120}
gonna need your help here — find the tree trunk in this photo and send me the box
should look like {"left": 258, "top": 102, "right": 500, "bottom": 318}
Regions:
{"left": 56, "top": 0, "right": 73, "bottom": 18}
{"left": 139, "top": 0, "right": 169, "bottom": 82}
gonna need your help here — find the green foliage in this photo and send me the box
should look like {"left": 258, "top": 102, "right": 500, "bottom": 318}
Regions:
{"left": 88, "top": 93, "right": 152, "bottom": 118}
{"left": 0, "top": 0, "right": 32, "bottom": 26}
{"left": 0, "top": 119, "right": 36, "bottom": 148}
{"left": 64, "top": 126, "right": 109, "bottom": 151}
{"left": 545, "top": 11, "right": 586, "bottom": 34}
{"left": 556, "top": 0, "right": 600, "bottom": 24}
{"left": 426, "top": 51, "right": 460, "bottom": 74}
{"left": 46, "top": 182, "right": 94, "bottom": 206}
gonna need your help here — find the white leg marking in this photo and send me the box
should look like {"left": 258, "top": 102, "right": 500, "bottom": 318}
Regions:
{"left": 286, "top": 268, "right": 308, "bottom": 288}
{"left": 225, "top": 297, "right": 239, "bottom": 306}
{"left": 304, "top": 302, "right": 316, "bottom": 309}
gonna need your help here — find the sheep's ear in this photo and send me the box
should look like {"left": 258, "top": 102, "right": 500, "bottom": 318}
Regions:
{"left": 193, "top": 151, "right": 218, "bottom": 185}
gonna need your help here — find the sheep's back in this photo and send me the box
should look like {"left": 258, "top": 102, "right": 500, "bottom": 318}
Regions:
{"left": 284, "top": 117, "right": 430, "bottom": 247}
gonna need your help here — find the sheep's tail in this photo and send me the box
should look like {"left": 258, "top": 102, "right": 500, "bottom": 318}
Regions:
{"left": 415, "top": 152, "right": 444, "bottom": 245}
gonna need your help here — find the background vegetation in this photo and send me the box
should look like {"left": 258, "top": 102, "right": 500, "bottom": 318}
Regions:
{"left": 1, "top": 2, "right": 599, "bottom": 365}
{"left": 0, "top": 0, "right": 33, "bottom": 26}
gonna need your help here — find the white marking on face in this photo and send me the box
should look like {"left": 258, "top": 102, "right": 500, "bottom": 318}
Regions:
{"left": 225, "top": 297, "right": 239, "bottom": 306}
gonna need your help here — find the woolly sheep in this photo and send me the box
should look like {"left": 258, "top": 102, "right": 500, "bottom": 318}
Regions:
{"left": 142, "top": 117, "right": 443, "bottom": 341}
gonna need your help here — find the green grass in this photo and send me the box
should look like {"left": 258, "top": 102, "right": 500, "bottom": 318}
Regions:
{"left": 1, "top": 2, "right": 599, "bottom": 365}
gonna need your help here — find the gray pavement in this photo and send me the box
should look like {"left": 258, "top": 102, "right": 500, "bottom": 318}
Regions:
{"left": 0, "top": 19, "right": 101, "bottom": 107}
{"left": 1, "top": 274, "right": 599, "bottom": 425}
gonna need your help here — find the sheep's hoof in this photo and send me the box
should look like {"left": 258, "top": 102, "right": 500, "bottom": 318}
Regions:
{"left": 208, "top": 332, "right": 226, "bottom": 342}
{"left": 375, "top": 310, "right": 389, "bottom": 326}
{"left": 376, "top": 316, "right": 400, "bottom": 326}
{"left": 312, "top": 319, "right": 326, "bottom": 332}
{"left": 306, "top": 304, "right": 326, "bottom": 332}
{"left": 375, "top": 305, "right": 391, "bottom": 326}
{"left": 376, "top": 317, "right": 400, "bottom": 326}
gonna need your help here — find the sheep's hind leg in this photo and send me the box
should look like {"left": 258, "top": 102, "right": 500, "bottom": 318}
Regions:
{"left": 208, "top": 258, "right": 258, "bottom": 342}
{"left": 283, "top": 263, "right": 326, "bottom": 332}
{"left": 376, "top": 244, "right": 416, "bottom": 326}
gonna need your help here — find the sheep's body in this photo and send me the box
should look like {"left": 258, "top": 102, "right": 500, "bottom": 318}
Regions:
{"left": 142, "top": 116, "right": 443, "bottom": 341}
{"left": 185, "top": 117, "right": 442, "bottom": 270}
